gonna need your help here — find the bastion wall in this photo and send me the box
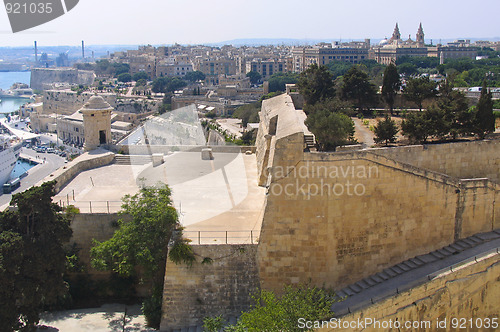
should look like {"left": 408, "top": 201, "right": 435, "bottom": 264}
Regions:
{"left": 255, "top": 93, "right": 500, "bottom": 293}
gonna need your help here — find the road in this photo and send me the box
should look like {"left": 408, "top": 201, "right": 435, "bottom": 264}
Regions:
{"left": 0, "top": 147, "right": 66, "bottom": 209}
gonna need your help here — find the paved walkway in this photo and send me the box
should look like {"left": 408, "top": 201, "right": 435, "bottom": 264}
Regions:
{"left": 55, "top": 151, "right": 266, "bottom": 243}
{"left": 37, "top": 304, "right": 155, "bottom": 332}
{"left": 352, "top": 117, "right": 375, "bottom": 148}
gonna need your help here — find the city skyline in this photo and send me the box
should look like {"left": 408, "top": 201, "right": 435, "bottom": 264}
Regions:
{"left": 1, "top": 0, "right": 499, "bottom": 47}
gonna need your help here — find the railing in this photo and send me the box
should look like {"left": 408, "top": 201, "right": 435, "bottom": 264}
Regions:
{"left": 183, "top": 230, "right": 259, "bottom": 245}
{"left": 55, "top": 198, "right": 122, "bottom": 214}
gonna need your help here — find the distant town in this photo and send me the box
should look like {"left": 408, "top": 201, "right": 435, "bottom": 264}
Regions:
{"left": 0, "top": 22, "right": 499, "bottom": 332}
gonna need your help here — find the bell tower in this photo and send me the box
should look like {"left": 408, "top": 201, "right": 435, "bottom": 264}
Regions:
{"left": 391, "top": 23, "right": 401, "bottom": 42}
{"left": 416, "top": 23, "right": 425, "bottom": 47}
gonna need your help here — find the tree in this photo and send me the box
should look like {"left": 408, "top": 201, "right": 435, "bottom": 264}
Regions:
{"left": 472, "top": 80, "right": 495, "bottom": 139}
{"left": 152, "top": 77, "right": 187, "bottom": 94}
{"left": 381, "top": 63, "right": 401, "bottom": 113}
{"left": 340, "top": 65, "right": 378, "bottom": 111}
{"left": 374, "top": 116, "right": 399, "bottom": 146}
{"left": 401, "top": 112, "right": 433, "bottom": 143}
{"left": 132, "top": 71, "right": 150, "bottom": 81}
{"left": 184, "top": 70, "right": 206, "bottom": 82}
{"left": 296, "top": 64, "right": 336, "bottom": 106}
{"left": 0, "top": 181, "right": 72, "bottom": 331}
{"left": 117, "top": 73, "right": 132, "bottom": 83}
{"left": 267, "top": 72, "right": 299, "bottom": 93}
{"left": 91, "top": 185, "right": 193, "bottom": 328}
{"left": 304, "top": 99, "right": 355, "bottom": 151}
{"left": 402, "top": 76, "right": 437, "bottom": 111}
{"left": 434, "top": 79, "right": 471, "bottom": 139}
{"left": 246, "top": 71, "right": 262, "bottom": 85}
{"left": 205, "top": 284, "right": 338, "bottom": 332}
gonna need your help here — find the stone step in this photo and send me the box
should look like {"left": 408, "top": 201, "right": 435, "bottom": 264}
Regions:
{"left": 391, "top": 266, "right": 404, "bottom": 274}
{"left": 404, "top": 260, "right": 418, "bottom": 269}
{"left": 370, "top": 275, "right": 384, "bottom": 283}
{"left": 342, "top": 287, "right": 355, "bottom": 296}
{"left": 430, "top": 251, "right": 445, "bottom": 259}
{"left": 453, "top": 241, "right": 470, "bottom": 250}
{"left": 396, "top": 263, "right": 411, "bottom": 272}
{"left": 410, "top": 257, "right": 425, "bottom": 266}
{"left": 461, "top": 238, "right": 477, "bottom": 247}
{"left": 349, "top": 284, "right": 362, "bottom": 293}
{"left": 377, "top": 272, "right": 391, "bottom": 280}
{"left": 355, "top": 280, "right": 370, "bottom": 289}
{"left": 455, "top": 240, "right": 472, "bottom": 248}
{"left": 446, "top": 245, "right": 461, "bottom": 253}
{"left": 383, "top": 268, "right": 398, "bottom": 278}
{"left": 417, "top": 254, "right": 438, "bottom": 263}
{"left": 336, "top": 290, "right": 349, "bottom": 298}
{"left": 363, "top": 277, "right": 378, "bottom": 287}
{"left": 468, "top": 236, "right": 483, "bottom": 244}
{"left": 437, "top": 249, "right": 452, "bottom": 257}
{"left": 493, "top": 229, "right": 500, "bottom": 236}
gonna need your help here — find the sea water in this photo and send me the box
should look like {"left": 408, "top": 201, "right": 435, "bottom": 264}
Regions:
{"left": 0, "top": 71, "right": 31, "bottom": 115}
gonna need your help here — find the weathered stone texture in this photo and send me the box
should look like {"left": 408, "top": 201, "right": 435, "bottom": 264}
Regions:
{"left": 317, "top": 254, "right": 500, "bottom": 331}
{"left": 256, "top": 93, "right": 500, "bottom": 294}
{"left": 370, "top": 140, "right": 500, "bottom": 183}
{"left": 68, "top": 213, "right": 122, "bottom": 273}
{"left": 160, "top": 245, "right": 259, "bottom": 331}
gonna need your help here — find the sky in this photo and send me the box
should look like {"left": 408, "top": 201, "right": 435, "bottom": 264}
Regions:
{"left": 1, "top": 0, "right": 499, "bottom": 47}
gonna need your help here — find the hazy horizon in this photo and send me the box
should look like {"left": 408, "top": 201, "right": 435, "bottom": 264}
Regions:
{"left": 1, "top": 0, "right": 499, "bottom": 48}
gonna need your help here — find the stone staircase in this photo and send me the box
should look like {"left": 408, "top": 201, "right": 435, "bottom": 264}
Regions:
{"left": 332, "top": 229, "right": 500, "bottom": 315}
{"left": 114, "top": 154, "right": 152, "bottom": 165}
{"left": 304, "top": 134, "right": 316, "bottom": 151}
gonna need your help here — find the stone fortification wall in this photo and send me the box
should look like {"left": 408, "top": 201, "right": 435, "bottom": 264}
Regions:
{"left": 31, "top": 68, "right": 95, "bottom": 90}
{"left": 68, "top": 213, "right": 122, "bottom": 273}
{"left": 42, "top": 90, "right": 159, "bottom": 116}
{"left": 317, "top": 253, "right": 500, "bottom": 331}
{"left": 257, "top": 148, "right": 499, "bottom": 292}
{"left": 160, "top": 245, "right": 259, "bottom": 331}
{"left": 42, "top": 90, "right": 115, "bottom": 115}
{"left": 369, "top": 140, "right": 500, "bottom": 183}
{"left": 255, "top": 93, "right": 500, "bottom": 294}
{"left": 36, "top": 149, "right": 115, "bottom": 193}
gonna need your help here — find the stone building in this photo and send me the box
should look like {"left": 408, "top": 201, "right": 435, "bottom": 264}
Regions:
{"left": 291, "top": 40, "right": 370, "bottom": 72}
{"left": 80, "top": 95, "right": 113, "bottom": 151}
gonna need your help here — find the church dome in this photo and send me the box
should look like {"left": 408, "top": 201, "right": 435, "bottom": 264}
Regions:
{"left": 379, "top": 38, "right": 389, "bottom": 46}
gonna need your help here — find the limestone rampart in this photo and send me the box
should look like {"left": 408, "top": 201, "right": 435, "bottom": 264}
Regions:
{"left": 31, "top": 68, "right": 95, "bottom": 90}
{"left": 160, "top": 244, "right": 259, "bottom": 331}
{"left": 317, "top": 252, "right": 500, "bottom": 331}
{"left": 37, "top": 149, "right": 115, "bottom": 193}
{"left": 368, "top": 140, "right": 500, "bottom": 183}
{"left": 255, "top": 93, "right": 500, "bottom": 294}
{"left": 42, "top": 90, "right": 160, "bottom": 116}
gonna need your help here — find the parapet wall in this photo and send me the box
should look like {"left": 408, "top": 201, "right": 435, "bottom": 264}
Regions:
{"left": 368, "top": 140, "right": 500, "bottom": 183}
{"left": 37, "top": 149, "right": 115, "bottom": 193}
{"left": 160, "top": 244, "right": 259, "bottom": 331}
{"left": 317, "top": 253, "right": 500, "bottom": 331}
